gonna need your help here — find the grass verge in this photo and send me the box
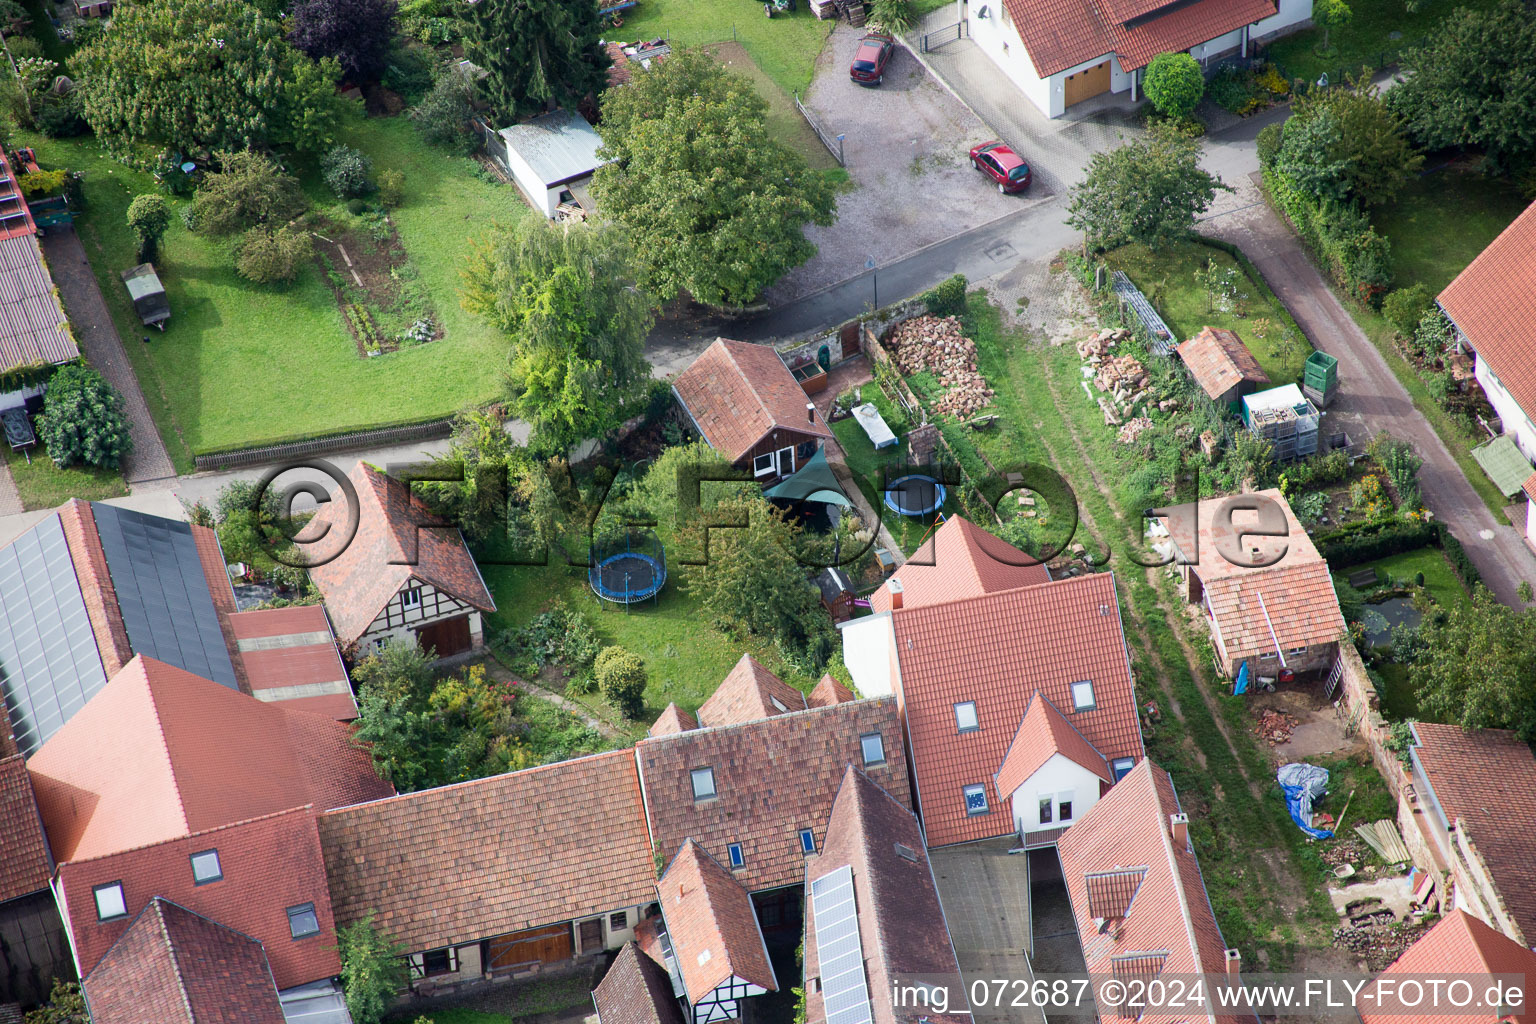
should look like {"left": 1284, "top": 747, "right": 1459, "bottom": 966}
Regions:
{"left": 618, "top": 0, "right": 832, "bottom": 95}
{"left": 0, "top": 444, "right": 129, "bottom": 509}
{"left": 705, "top": 41, "right": 837, "bottom": 171}
{"left": 1264, "top": 0, "right": 1503, "bottom": 84}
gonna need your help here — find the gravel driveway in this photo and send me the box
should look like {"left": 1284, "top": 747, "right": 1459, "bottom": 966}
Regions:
{"left": 763, "top": 20, "right": 1039, "bottom": 305}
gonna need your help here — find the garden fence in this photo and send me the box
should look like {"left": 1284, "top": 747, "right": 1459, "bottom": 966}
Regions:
{"left": 920, "top": 20, "right": 966, "bottom": 53}
{"left": 193, "top": 417, "right": 455, "bottom": 471}
{"left": 793, "top": 92, "right": 845, "bottom": 166}
{"left": 1265, "top": 35, "right": 1427, "bottom": 92}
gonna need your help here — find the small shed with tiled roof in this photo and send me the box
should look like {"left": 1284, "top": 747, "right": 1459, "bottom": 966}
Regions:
{"left": 672, "top": 339, "right": 832, "bottom": 483}
{"left": 307, "top": 462, "right": 495, "bottom": 660}
{"left": 1357, "top": 910, "right": 1536, "bottom": 1024}
{"left": 994, "top": 691, "right": 1117, "bottom": 848}
{"left": 1176, "top": 327, "right": 1270, "bottom": 407}
{"left": 592, "top": 941, "right": 686, "bottom": 1024}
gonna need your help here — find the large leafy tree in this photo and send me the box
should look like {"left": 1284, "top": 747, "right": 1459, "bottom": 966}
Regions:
{"left": 75, "top": 0, "right": 340, "bottom": 160}
{"left": 1387, "top": 0, "right": 1536, "bottom": 172}
{"left": 592, "top": 47, "right": 837, "bottom": 307}
{"left": 461, "top": 218, "right": 654, "bottom": 451}
{"left": 461, "top": 0, "right": 609, "bottom": 120}
{"left": 1066, "top": 124, "right": 1232, "bottom": 251}
{"left": 1283, "top": 79, "right": 1422, "bottom": 207}
{"left": 1143, "top": 52, "right": 1204, "bottom": 121}
{"left": 36, "top": 364, "right": 132, "bottom": 470}
{"left": 1409, "top": 585, "right": 1536, "bottom": 741}
{"left": 1312, "top": 0, "right": 1352, "bottom": 52}
{"left": 288, "top": 0, "right": 399, "bottom": 82}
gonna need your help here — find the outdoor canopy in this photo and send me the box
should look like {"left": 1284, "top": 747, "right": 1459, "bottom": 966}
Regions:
{"left": 763, "top": 447, "right": 853, "bottom": 508}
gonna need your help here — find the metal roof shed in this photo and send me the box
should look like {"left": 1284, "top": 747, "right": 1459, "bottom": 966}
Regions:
{"left": 495, "top": 110, "right": 609, "bottom": 219}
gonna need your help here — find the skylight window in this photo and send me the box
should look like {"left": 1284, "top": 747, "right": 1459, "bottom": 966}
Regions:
{"left": 770, "top": 696, "right": 788, "bottom": 712}
{"left": 190, "top": 849, "right": 222, "bottom": 885}
{"left": 94, "top": 882, "right": 127, "bottom": 921}
{"left": 799, "top": 829, "right": 816, "bottom": 854}
{"left": 287, "top": 903, "right": 320, "bottom": 940}
{"left": 860, "top": 732, "right": 885, "bottom": 766}
{"left": 894, "top": 843, "right": 918, "bottom": 862}
{"left": 1112, "top": 758, "right": 1135, "bottom": 781}
{"left": 954, "top": 701, "right": 979, "bottom": 733}
{"left": 963, "top": 784, "right": 989, "bottom": 816}
{"left": 691, "top": 767, "right": 717, "bottom": 801}
{"left": 727, "top": 843, "right": 745, "bottom": 869}
{"left": 1071, "top": 680, "right": 1096, "bottom": 711}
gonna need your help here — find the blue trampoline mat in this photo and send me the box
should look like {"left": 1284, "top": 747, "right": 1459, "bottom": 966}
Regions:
{"left": 590, "top": 552, "right": 666, "bottom": 603}
{"left": 884, "top": 474, "right": 947, "bottom": 517}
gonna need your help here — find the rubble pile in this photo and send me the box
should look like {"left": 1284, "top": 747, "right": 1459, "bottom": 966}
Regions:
{"left": 1254, "top": 708, "right": 1298, "bottom": 745}
{"left": 1075, "top": 327, "right": 1131, "bottom": 360}
{"left": 1319, "top": 837, "right": 1368, "bottom": 868}
{"left": 887, "top": 316, "right": 994, "bottom": 419}
{"left": 1117, "top": 417, "right": 1154, "bottom": 445}
{"left": 1333, "top": 921, "right": 1430, "bottom": 972}
{"left": 1094, "top": 354, "right": 1148, "bottom": 396}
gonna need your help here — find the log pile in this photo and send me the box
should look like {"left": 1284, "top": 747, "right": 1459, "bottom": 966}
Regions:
{"left": 887, "top": 316, "right": 994, "bottom": 420}
{"left": 1254, "top": 708, "right": 1297, "bottom": 744}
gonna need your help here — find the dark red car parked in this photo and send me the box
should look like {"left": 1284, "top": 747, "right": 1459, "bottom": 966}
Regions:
{"left": 849, "top": 32, "right": 894, "bottom": 85}
{"left": 970, "top": 140, "right": 1032, "bottom": 193}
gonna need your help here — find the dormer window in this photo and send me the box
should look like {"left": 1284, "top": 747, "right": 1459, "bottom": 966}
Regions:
{"left": 954, "top": 701, "right": 979, "bottom": 733}
{"left": 1071, "top": 680, "right": 1096, "bottom": 711}
{"left": 691, "top": 767, "right": 717, "bottom": 801}
{"left": 963, "top": 784, "right": 989, "bottom": 816}
{"left": 93, "top": 882, "right": 127, "bottom": 921}
{"left": 401, "top": 587, "right": 422, "bottom": 611}
{"left": 190, "top": 849, "right": 222, "bottom": 885}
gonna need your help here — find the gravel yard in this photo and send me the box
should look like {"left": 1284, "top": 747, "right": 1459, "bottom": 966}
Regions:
{"left": 763, "top": 21, "right": 1031, "bottom": 304}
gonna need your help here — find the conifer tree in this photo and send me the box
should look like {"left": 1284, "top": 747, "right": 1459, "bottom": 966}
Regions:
{"left": 461, "top": 0, "right": 609, "bottom": 120}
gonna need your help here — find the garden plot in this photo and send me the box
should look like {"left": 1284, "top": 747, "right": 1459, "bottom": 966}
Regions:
{"left": 312, "top": 216, "right": 439, "bottom": 357}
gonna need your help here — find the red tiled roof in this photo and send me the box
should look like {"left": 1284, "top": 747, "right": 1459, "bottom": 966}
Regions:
{"left": 228, "top": 605, "right": 358, "bottom": 720}
{"left": 0, "top": 753, "right": 50, "bottom": 903}
{"left": 672, "top": 339, "right": 831, "bottom": 463}
{"left": 1058, "top": 760, "right": 1247, "bottom": 1024}
{"left": 649, "top": 703, "right": 698, "bottom": 737}
{"left": 1201, "top": 562, "right": 1346, "bottom": 663}
{"left": 804, "top": 767, "right": 970, "bottom": 1024}
{"left": 58, "top": 807, "right": 340, "bottom": 991}
{"left": 1524, "top": 472, "right": 1536, "bottom": 503}
{"left": 995, "top": 691, "right": 1112, "bottom": 803}
{"left": 637, "top": 698, "right": 909, "bottom": 893}
{"left": 593, "top": 942, "right": 685, "bottom": 1024}
{"left": 1359, "top": 910, "right": 1536, "bottom": 1024}
{"left": 696, "top": 654, "right": 808, "bottom": 727}
{"left": 1002, "top": 0, "right": 1276, "bottom": 77}
{"left": 891, "top": 573, "right": 1142, "bottom": 847}
{"left": 1176, "top": 328, "right": 1269, "bottom": 403}
{"left": 1160, "top": 489, "right": 1325, "bottom": 583}
{"left": 57, "top": 500, "right": 133, "bottom": 676}
{"left": 318, "top": 749, "right": 656, "bottom": 952}
{"left": 604, "top": 42, "right": 632, "bottom": 87}
{"left": 83, "top": 897, "right": 287, "bottom": 1024}
{"left": 657, "top": 839, "right": 776, "bottom": 1004}
{"left": 307, "top": 463, "right": 495, "bottom": 643}
{"left": 26, "top": 655, "right": 391, "bottom": 863}
{"left": 1440, "top": 201, "right": 1536, "bottom": 429}
{"left": 1411, "top": 723, "right": 1536, "bottom": 944}
{"left": 808, "top": 674, "right": 855, "bottom": 707}
{"left": 868, "top": 515, "right": 1049, "bottom": 614}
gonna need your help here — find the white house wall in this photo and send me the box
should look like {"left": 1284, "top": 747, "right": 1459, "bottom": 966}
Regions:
{"left": 1005, "top": 752, "right": 1106, "bottom": 835}
{"left": 1527, "top": 497, "right": 1536, "bottom": 545}
{"left": 504, "top": 147, "right": 557, "bottom": 218}
{"left": 1252, "top": 0, "right": 1314, "bottom": 43}
{"left": 1474, "top": 354, "right": 1536, "bottom": 462}
{"left": 359, "top": 580, "right": 483, "bottom": 652}
{"left": 839, "top": 613, "right": 896, "bottom": 698}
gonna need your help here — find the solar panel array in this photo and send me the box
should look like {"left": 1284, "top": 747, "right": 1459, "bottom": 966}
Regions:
{"left": 92, "top": 503, "right": 239, "bottom": 690}
{"left": 0, "top": 513, "right": 109, "bottom": 754}
{"left": 810, "top": 865, "right": 872, "bottom": 1024}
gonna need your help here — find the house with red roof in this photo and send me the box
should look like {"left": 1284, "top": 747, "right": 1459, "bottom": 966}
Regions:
{"left": 965, "top": 0, "right": 1312, "bottom": 118}
{"left": 994, "top": 691, "right": 1119, "bottom": 848}
{"left": 1176, "top": 327, "right": 1270, "bottom": 408}
{"left": 592, "top": 942, "right": 686, "bottom": 1024}
{"left": 307, "top": 462, "right": 496, "bottom": 660}
{"left": 1057, "top": 759, "right": 1253, "bottom": 1024}
{"left": 865, "top": 514, "right": 1048, "bottom": 616}
{"left": 1357, "top": 909, "right": 1536, "bottom": 1024}
{"left": 0, "top": 717, "right": 67, "bottom": 1007}
{"left": 672, "top": 338, "right": 832, "bottom": 483}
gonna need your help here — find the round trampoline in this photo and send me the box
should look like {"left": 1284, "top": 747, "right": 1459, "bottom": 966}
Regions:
{"left": 884, "top": 474, "right": 947, "bottom": 517}
{"left": 589, "top": 529, "right": 667, "bottom": 606}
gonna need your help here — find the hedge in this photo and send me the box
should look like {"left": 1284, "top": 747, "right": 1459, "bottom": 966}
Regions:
{"left": 1260, "top": 165, "right": 1393, "bottom": 306}
{"left": 1313, "top": 517, "right": 1482, "bottom": 592}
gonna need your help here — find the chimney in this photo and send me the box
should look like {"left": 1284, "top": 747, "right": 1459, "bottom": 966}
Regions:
{"left": 1169, "top": 813, "right": 1189, "bottom": 846}
{"left": 807, "top": 402, "right": 816, "bottom": 424}
{"left": 1225, "top": 949, "right": 1241, "bottom": 977}
{"left": 887, "top": 577, "right": 904, "bottom": 610}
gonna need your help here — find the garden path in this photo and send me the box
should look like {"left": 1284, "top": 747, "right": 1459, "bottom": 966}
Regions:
{"left": 480, "top": 657, "right": 625, "bottom": 741}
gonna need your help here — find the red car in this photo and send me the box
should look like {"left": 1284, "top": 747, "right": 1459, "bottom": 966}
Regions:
{"left": 849, "top": 32, "right": 894, "bottom": 86}
{"left": 970, "top": 141, "right": 1032, "bottom": 193}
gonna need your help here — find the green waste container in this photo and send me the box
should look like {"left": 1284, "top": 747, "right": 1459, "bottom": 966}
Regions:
{"left": 1303, "top": 350, "right": 1338, "bottom": 388}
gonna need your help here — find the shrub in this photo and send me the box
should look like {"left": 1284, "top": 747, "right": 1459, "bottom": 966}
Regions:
{"left": 322, "top": 144, "right": 374, "bottom": 199}
{"left": 336, "top": 914, "right": 409, "bottom": 1024}
{"left": 1349, "top": 473, "right": 1393, "bottom": 520}
{"left": 1382, "top": 283, "right": 1433, "bottom": 339}
{"left": 922, "top": 274, "right": 967, "bottom": 317}
{"left": 594, "top": 646, "right": 647, "bottom": 719}
{"left": 192, "top": 150, "right": 307, "bottom": 235}
{"left": 18, "top": 169, "right": 66, "bottom": 196}
{"left": 1256, "top": 123, "right": 1283, "bottom": 167}
{"left": 867, "top": 0, "right": 913, "bottom": 34}
{"left": 36, "top": 364, "right": 133, "bottom": 470}
{"left": 126, "top": 194, "right": 172, "bottom": 262}
{"left": 1263, "top": 165, "right": 1392, "bottom": 302}
{"left": 345, "top": 197, "right": 371, "bottom": 216}
{"left": 1312, "top": 517, "right": 1437, "bottom": 567}
{"left": 6, "top": 37, "right": 43, "bottom": 61}
{"left": 409, "top": 73, "right": 476, "bottom": 153}
{"left": 377, "top": 167, "right": 405, "bottom": 207}
{"left": 1410, "top": 307, "right": 1453, "bottom": 360}
{"left": 33, "top": 90, "right": 88, "bottom": 138}
{"left": 1293, "top": 490, "right": 1329, "bottom": 524}
{"left": 1207, "top": 66, "right": 1257, "bottom": 114}
{"left": 1143, "top": 52, "right": 1205, "bottom": 120}
{"left": 235, "top": 225, "right": 314, "bottom": 283}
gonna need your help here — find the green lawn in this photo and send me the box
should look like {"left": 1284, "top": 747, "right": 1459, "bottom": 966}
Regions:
{"left": 1265, "top": 0, "right": 1504, "bottom": 84}
{"left": 827, "top": 391, "right": 937, "bottom": 555}
{"left": 19, "top": 112, "right": 520, "bottom": 467}
{"left": 1354, "top": 547, "right": 1470, "bottom": 611}
{"left": 1374, "top": 167, "right": 1528, "bottom": 296}
{"left": 1, "top": 444, "right": 129, "bottom": 510}
{"left": 619, "top": 0, "right": 832, "bottom": 95}
{"left": 1105, "top": 239, "right": 1312, "bottom": 386}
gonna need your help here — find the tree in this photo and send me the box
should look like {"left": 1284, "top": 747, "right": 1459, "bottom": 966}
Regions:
{"left": 1066, "top": 123, "right": 1232, "bottom": 251}
{"left": 235, "top": 225, "right": 314, "bottom": 284}
{"left": 1275, "top": 107, "right": 1351, "bottom": 203}
{"left": 460, "top": 218, "right": 655, "bottom": 450}
{"left": 409, "top": 72, "right": 476, "bottom": 153}
{"left": 126, "top": 194, "right": 171, "bottom": 263}
{"left": 24, "top": 981, "right": 87, "bottom": 1024}
{"left": 461, "top": 0, "right": 608, "bottom": 120}
{"left": 321, "top": 144, "right": 374, "bottom": 199}
{"left": 336, "top": 914, "right": 411, "bottom": 1024}
{"left": 1388, "top": 0, "right": 1536, "bottom": 172}
{"left": 1382, "top": 283, "right": 1433, "bottom": 338}
{"left": 75, "top": 0, "right": 341, "bottom": 159}
{"left": 1312, "top": 0, "right": 1352, "bottom": 52}
{"left": 1143, "top": 52, "right": 1204, "bottom": 121}
{"left": 1409, "top": 585, "right": 1536, "bottom": 741}
{"left": 1285, "top": 78, "right": 1422, "bottom": 206}
{"left": 36, "top": 364, "right": 132, "bottom": 470}
{"left": 191, "top": 150, "right": 308, "bottom": 235}
{"left": 591, "top": 47, "right": 837, "bottom": 307}
{"left": 595, "top": 646, "right": 647, "bottom": 718}
{"left": 288, "top": 0, "right": 398, "bottom": 82}
{"left": 868, "top": 0, "right": 914, "bottom": 34}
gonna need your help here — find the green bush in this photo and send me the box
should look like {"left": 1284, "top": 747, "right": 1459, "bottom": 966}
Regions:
{"left": 594, "top": 646, "right": 647, "bottom": 719}
{"left": 5, "top": 37, "right": 43, "bottom": 61}
{"left": 1313, "top": 518, "right": 1437, "bottom": 567}
{"left": 126, "top": 194, "right": 171, "bottom": 263}
{"left": 867, "top": 0, "right": 913, "bottom": 34}
{"left": 1281, "top": 448, "right": 1351, "bottom": 491}
{"left": 377, "top": 167, "right": 405, "bottom": 207}
{"left": 1256, "top": 123, "right": 1283, "bottom": 167}
{"left": 1383, "top": 284, "right": 1434, "bottom": 339}
{"left": 322, "top": 143, "right": 374, "bottom": 199}
{"left": 33, "top": 90, "right": 88, "bottom": 138}
{"left": 336, "top": 914, "right": 409, "bottom": 1024}
{"left": 922, "top": 274, "right": 967, "bottom": 317}
{"left": 1144, "top": 52, "right": 1205, "bottom": 120}
{"left": 192, "top": 150, "right": 307, "bottom": 235}
{"left": 409, "top": 73, "right": 476, "bottom": 153}
{"left": 36, "top": 364, "right": 133, "bottom": 470}
{"left": 1263, "top": 165, "right": 1392, "bottom": 304}
{"left": 235, "top": 224, "right": 314, "bottom": 284}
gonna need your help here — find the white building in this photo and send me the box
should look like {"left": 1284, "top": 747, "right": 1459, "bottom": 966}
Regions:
{"left": 483, "top": 109, "right": 610, "bottom": 219}
{"left": 964, "top": 0, "right": 1313, "bottom": 118}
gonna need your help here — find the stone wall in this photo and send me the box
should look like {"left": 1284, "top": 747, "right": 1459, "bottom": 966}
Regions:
{"left": 1333, "top": 641, "right": 1410, "bottom": 802}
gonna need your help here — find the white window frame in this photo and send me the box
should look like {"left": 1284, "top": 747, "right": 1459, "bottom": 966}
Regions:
{"left": 860, "top": 731, "right": 886, "bottom": 766}
{"left": 287, "top": 903, "right": 320, "bottom": 940}
{"left": 753, "top": 453, "right": 776, "bottom": 477}
{"left": 727, "top": 843, "right": 745, "bottom": 869}
{"left": 799, "top": 828, "right": 816, "bottom": 854}
{"left": 401, "top": 586, "right": 422, "bottom": 611}
{"left": 1259, "top": 651, "right": 1278, "bottom": 661}
{"left": 1070, "top": 680, "right": 1096, "bottom": 711}
{"left": 963, "top": 784, "right": 989, "bottom": 816}
{"left": 776, "top": 445, "right": 796, "bottom": 476}
{"left": 690, "top": 767, "right": 717, "bottom": 802}
{"left": 1287, "top": 646, "right": 1308, "bottom": 657}
{"left": 954, "top": 701, "right": 980, "bottom": 733}
{"left": 1057, "top": 791, "right": 1075, "bottom": 822}
{"left": 93, "top": 882, "right": 127, "bottom": 921}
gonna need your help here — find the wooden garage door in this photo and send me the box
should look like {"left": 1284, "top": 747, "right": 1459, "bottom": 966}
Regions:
{"left": 1064, "top": 60, "right": 1112, "bottom": 107}
{"left": 417, "top": 614, "right": 471, "bottom": 658}
{"left": 486, "top": 924, "right": 572, "bottom": 973}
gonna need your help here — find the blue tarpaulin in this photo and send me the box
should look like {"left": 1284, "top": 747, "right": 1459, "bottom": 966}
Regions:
{"left": 1234, "top": 661, "right": 1250, "bottom": 695}
{"left": 1278, "top": 763, "right": 1334, "bottom": 839}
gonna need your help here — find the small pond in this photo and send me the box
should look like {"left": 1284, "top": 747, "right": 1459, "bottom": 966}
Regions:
{"left": 1361, "top": 596, "right": 1422, "bottom": 649}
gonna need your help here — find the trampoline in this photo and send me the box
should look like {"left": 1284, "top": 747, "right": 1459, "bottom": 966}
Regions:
{"left": 883, "top": 474, "right": 947, "bottom": 517}
{"left": 589, "top": 529, "right": 667, "bottom": 606}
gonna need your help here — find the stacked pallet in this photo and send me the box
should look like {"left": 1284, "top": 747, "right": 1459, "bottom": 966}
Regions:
{"left": 811, "top": 0, "right": 837, "bottom": 18}
{"left": 846, "top": 1, "right": 866, "bottom": 25}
